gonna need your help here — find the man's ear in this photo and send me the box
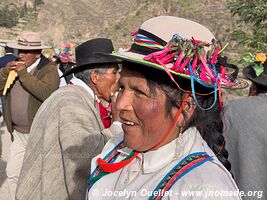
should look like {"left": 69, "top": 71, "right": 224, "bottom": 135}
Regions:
{"left": 34, "top": 53, "right": 41, "bottom": 59}
{"left": 90, "top": 70, "right": 99, "bottom": 85}
{"left": 35, "top": 50, "right": 42, "bottom": 59}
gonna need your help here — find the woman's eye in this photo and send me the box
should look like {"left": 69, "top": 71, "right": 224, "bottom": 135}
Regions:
{"left": 118, "top": 87, "right": 124, "bottom": 93}
{"left": 135, "top": 89, "right": 147, "bottom": 96}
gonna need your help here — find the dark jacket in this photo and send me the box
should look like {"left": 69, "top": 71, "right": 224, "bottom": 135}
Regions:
{"left": 0, "top": 53, "right": 17, "bottom": 67}
{"left": 0, "top": 55, "right": 60, "bottom": 139}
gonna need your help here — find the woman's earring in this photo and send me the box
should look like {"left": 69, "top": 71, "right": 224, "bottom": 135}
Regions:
{"left": 178, "top": 127, "right": 183, "bottom": 136}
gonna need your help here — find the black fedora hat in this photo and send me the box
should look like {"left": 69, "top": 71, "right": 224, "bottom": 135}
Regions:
{"left": 243, "top": 60, "right": 267, "bottom": 87}
{"left": 63, "top": 38, "right": 120, "bottom": 76}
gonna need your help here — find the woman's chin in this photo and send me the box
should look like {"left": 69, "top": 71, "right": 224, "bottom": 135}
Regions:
{"left": 123, "top": 134, "right": 140, "bottom": 151}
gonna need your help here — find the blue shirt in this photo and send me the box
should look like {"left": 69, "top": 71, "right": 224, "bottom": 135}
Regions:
{"left": 0, "top": 53, "right": 17, "bottom": 68}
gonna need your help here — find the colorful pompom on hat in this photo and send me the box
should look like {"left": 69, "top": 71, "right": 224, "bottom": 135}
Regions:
{"left": 53, "top": 42, "right": 75, "bottom": 63}
{"left": 100, "top": 16, "right": 243, "bottom": 103}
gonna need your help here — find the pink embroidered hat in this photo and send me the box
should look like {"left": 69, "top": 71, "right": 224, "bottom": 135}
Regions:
{"left": 99, "top": 16, "right": 242, "bottom": 94}
{"left": 7, "top": 31, "right": 51, "bottom": 50}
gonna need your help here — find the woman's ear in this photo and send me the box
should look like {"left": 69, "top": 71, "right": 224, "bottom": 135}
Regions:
{"left": 173, "top": 95, "right": 196, "bottom": 128}
{"left": 183, "top": 95, "right": 196, "bottom": 119}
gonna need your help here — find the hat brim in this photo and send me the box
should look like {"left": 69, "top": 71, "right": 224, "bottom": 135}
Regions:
{"left": 222, "top": 78, "right": 249, "bottom": 90}
{"left": 98, "top": 51, "right": 191, "bottom": 78}
{"left": 98, "top": 52, "right": 245, "bottom": 94}
{"left": 62, "top": 60, "right": 120, "bottom": 77}
{"left": 243, "top": 65, "right": 267, "bottom": 87}
{"left": 7, "top": 41, "right": 51, "bottom": 50}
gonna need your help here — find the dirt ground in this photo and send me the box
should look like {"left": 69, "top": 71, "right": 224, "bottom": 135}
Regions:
{"left": 0, "top": 120, "right": 11, "bottom": 200}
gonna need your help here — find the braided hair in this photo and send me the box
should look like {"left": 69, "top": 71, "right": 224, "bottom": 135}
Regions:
{"left": 187, "top": 95, "right": 231, "bottom": 171}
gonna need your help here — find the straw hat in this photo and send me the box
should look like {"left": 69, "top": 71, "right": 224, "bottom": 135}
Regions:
{"left": 7, "top": 31, "right": 51, "bottom": 50}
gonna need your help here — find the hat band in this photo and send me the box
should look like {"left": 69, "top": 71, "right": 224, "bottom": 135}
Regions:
{"left": 17, "top": 39, "right": 42, "bottom": 47}
{"left": 129, "top": 29, "right": 167, "bottom": 55}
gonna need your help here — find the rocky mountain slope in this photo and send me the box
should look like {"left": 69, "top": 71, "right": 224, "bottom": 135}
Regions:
{"left": 1, "top": 0, "right": 237, "bottom": 50}
{"left": 1, "top": 0, "right": 249, "bottom": 97}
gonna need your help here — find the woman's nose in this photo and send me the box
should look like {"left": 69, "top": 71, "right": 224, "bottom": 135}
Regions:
{"left": 116, "top": 71, "right": 121, "bottom": 81}
{"left": 115, "top": 90, "right": 132, "bottom": 112}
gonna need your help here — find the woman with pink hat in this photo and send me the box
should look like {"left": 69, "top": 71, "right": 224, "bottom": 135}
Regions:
{"left": 86, "top": 16, "right": 241, "bottom": 199}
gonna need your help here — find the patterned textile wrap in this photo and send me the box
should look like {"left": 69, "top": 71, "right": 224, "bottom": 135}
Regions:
{"left": 16, "top": 85, "right": 122, "bottom": 200}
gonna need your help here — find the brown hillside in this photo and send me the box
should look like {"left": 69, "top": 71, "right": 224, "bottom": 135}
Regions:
{"left": 1, "top": 0, "right": 237, "bottom": 50}
{"left": 0, "top": 0, "right": 250, "bottom": 98}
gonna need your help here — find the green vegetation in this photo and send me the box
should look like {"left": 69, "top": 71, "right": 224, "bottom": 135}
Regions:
{"left": 0, "top": 6, "right": 19, "bottom": 28}
{"left": 33, "top": 0, "right": 44, "bottom": 11}
{"left": 34, "top": 0, "right": 44, "bottom": 6}
{"left": 227, "top": 0, "right": 267, "bottom": 65}
{"left": 20, "top": 2, "right": 28, "bottom": 17}
{"left": 0, "top": 1, "right": 42, "bottom": 29}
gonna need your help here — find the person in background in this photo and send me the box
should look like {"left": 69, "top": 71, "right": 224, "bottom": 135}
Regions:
{"left": 224, "top": 57, "right": 267, "bottom": 199}
{"left": 16, "top": 38, "right": 122, "bottom": 200}
{"left": 86, "top": 16, "right": 240, "bottom": 200}
{"left": 0, "top": 46, "right": 17, "bottom": 67}
{"left": 0, "top": 46, "right": 17, "bottom": 125}
{"left": 54, "top": 55, "right": 76, "bottom": 85}
{"left": 0, "top": 31, "right": 59, "bottom": 200}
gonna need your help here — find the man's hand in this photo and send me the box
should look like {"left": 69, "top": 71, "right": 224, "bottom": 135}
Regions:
{"left": 6, "top": 61, "right": 26, "bottom": 73}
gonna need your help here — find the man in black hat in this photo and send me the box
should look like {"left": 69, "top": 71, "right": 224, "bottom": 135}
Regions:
{"left": 224, "top": 59, "right": 267, "bottom": 199}
{"left": 16, "top": 38, "right": 122, "bottom": 200}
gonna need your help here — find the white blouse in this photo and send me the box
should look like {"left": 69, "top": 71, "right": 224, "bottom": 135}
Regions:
{"left": 87, "top": 127, "right": 241, "bottom": 200}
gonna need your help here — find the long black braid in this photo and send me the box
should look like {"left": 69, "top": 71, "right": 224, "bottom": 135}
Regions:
{"left": 187, "top": 94, "right": 231, "bottom": 171}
